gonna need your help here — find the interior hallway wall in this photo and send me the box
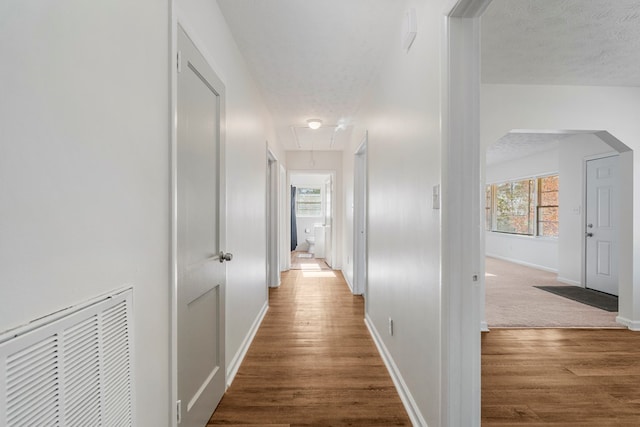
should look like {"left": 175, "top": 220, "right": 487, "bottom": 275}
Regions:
{"left": 482, "top": 83, "right": 640, "bottom": 328}
{"left": 343, "top": 0, "right": 449, "bottom": 423}
{"left": 0, "top": 1, "right": 171, "bottom": 425}
{"left": 177, "top": 0, "right": 285, "bottom": 378}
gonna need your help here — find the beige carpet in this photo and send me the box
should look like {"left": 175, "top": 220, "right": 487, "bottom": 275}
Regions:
{"left": 485, "top": 257, "right": 622, "bottom": 328}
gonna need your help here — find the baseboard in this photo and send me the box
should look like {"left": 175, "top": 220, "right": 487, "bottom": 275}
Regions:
{"left": 557, "top": 276, "right": 581, "bottom": 286}
{"left": 480, "top": 321, "right": 489, "bottom": 332}
{"left": 615, "top": 315, "right": 640, "bottom": 331}
{"left": 342, "top": 270, "right": 354, "bottom": 294}
{"left": 226, "top": 301, "right": 269, "bottom": 388}
{"left": 486, "top": 254, "right": 557, "bottom": 273}
{"left": 364, "top": 315, "right": 428, "bottom": 427}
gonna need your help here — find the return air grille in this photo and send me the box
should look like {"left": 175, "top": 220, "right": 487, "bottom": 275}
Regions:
{"left": 0, "top": 289, "right": 133, "bottom": 427}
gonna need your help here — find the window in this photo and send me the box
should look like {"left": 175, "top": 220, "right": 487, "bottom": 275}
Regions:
{"left": 485, "top": 174, "right": 559, "bottom": 237}
{"left": 537, "top": 175, "right": 559, "bottom": 237}
{"left": 296, "top": 187, "right": 322, "bottom": 217}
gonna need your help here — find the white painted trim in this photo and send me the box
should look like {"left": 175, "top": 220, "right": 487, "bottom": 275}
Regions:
{"left": 364, "top": 315, "right": 428, "bottom": 427}
{"left": 480, "top": 321, "right": 489, "bottom": 332}
{"left": 341, "top": 268, "right": 354, "bottom": 293}
{"left": 226, "top": 301, "right": 269, "bottom": 388}
{"left": 557, "top": 276, "right": 582, "bottom": 287}
{"left": 486, "top": 253, "right": 557, "bottom": 274}
{"left": 441, "top": 1, "right": 491, "bottom": 425}
{"left": 169, "top": 4, "right": 179, "bottom": 426}
{"left": 353, "top": 133, "right": 368, "bottom": 297}
{"left": 266, "top": 146, "right": 280, "bottom": 288}
{"left": 615, "top": 316, "right": 640, "bottom": 331}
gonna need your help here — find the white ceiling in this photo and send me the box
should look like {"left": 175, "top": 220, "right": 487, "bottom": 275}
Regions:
{"left": 217, "top": 0, "right": 405, "bottom": 151}
{"left": 482, "top": 0, "right": 640, "bottom": 87}
{"left": 217, "top": 0, "right": 640, "bottom": 152}
{"left": 486, "top": 132, "right": 576, "bottom": 166}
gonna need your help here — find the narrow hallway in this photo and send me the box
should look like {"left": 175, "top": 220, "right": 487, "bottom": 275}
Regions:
{"left": 207, "top": 269, "right": 410, "bottom": 426}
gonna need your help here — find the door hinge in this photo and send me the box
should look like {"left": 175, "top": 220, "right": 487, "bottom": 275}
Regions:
{"left": 177, "top": 400, "right": 182, "bottom": 424}
{"left": 177, "top": 51, "right": 182, "bottom": 73}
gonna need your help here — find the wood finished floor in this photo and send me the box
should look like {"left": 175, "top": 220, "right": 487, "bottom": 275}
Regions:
{"left": 207, "top": 269, "right": 411, "bottom": 426}
{"left": 482, "top": 328, "right": 640, "bottom": 426}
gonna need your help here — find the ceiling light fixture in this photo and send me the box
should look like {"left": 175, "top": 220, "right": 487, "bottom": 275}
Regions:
{"left": 307, "top": 119, "right": 322, "bottom": 130}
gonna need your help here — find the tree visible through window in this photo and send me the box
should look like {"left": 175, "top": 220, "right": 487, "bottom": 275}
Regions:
{"left": 537, "top": 175, "right": 559, "bottom": 237}
{"left": 495, "top": 179, "right": 535, "bottom": 235}
{"left": 485, "top": 174, "right": 559, "bottom": 237}
{"left": 296, "top": 187, "right": 322, "bottom": 217}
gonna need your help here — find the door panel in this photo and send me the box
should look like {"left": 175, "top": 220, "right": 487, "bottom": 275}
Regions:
{"left": 585, "top": 156, "right": 619, "bottom": 296}
{"left": 177, "top": 26, "right": 226, "bottom": 426}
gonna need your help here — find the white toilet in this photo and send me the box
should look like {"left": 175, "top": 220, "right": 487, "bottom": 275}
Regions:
{"left": 305, "top": 236, "right": 316, "bottom": 254}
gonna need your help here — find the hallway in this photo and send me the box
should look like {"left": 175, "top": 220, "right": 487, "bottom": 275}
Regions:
{"left": 207, "top": 269, "right": 410, "bottom": 426}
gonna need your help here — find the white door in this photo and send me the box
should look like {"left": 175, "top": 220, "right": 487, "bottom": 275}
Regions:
{"left": 324, "top": 177, "right": 333, "bottom": 267}
{"left": 585, "top": 155, "right": 619, "bottom": 296}
{"left": 266, "top": 150, "right": 279, "bottom": 287}
{"left": 353, "top": 138, "right": 367, "bottom": 296}
{"left": 177, "top": 26, "right": 229, "bottom": 426}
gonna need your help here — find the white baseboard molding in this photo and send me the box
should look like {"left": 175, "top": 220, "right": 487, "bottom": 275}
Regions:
{"left": 556, "top": 276, "right": 582, "bottom": 286}
{"left": 269, "top": 281, "right": 281, "bottom": 288}
{"left": 616, "top": 315, "right": 640, "bottom": 331}
{"left": 364, "top": 315, "right": 428, "bottom": 427}
{"left": 342, "top": 270, "right": 354, "bottom": 294}
{"left": 486, "top": 254, "right": 557, "bottom": 273}
{"left": 480, "top": 321, "right": 489, "bottom": 332}
{"left": 226, "top": 301, "right": 269, "bottom": 388}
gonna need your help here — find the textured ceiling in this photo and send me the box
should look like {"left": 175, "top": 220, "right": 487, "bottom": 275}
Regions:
{"left": 482, "top": 0, "right": 640, "bottom": 86}
{"left": 217, "top": 0, "right": 405, "bottom": 151}
{"left": 217, "top": 0, "right": 640, "bottom": 153}
{"left": 486, "top": 132, "right": 576, "bottom": 166}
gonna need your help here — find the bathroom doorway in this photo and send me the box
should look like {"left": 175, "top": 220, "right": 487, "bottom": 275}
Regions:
{"left": 289, "top": 172, "right": 335, "bottom": 270}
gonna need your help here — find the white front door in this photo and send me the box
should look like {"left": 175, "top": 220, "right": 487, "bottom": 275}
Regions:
{"left": 585, "top": 155, "right": 619, "bottom": 296}
{"left": 176, "top": 26, "right": 228, "bottom": 426}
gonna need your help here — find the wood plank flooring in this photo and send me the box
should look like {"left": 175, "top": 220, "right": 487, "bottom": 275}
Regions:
{"left": 207, "top": 269, "right": 410, "bottom": 426}
{"left": 482, "top": 328, "right": 640, "bottom": 426}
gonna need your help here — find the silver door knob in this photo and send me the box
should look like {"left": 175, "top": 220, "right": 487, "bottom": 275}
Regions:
{"left": 586, "top": 232, "right": 594, "bottom": 238}
{"left": 587, "top": 223, "right": 593, "bottom": 228}
{"left": 219, "top": 251, "right": 233, "bottom": 262}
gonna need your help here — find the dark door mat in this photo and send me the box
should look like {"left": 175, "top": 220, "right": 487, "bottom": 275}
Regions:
{"left": 534, "top": 286, "right": 618, "bottom": 312}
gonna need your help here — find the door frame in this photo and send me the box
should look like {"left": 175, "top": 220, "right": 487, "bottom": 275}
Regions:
{"left": 266, "top": 147, "right": 280, "bottom": 287}
{"left": 288, "top": 170, "right": 337, "bottom": 267}
{"left": 442, "top": 0, "right": 492, "bottom": 425}
{"left": 583, "top": 153, "right": 620, "bottom": 295}
{"left": 353, "top": 134, "right": 368, "bottom": 296}
{"left": 170, "top": 11, "right": 228, "bottom": 426}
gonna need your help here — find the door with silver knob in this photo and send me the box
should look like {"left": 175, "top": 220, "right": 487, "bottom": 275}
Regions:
{"left": 176, "top": 26, "right": 227, "bottom": 426}
{"left": 585, "top": 156, "right": 619, "bottom": 296}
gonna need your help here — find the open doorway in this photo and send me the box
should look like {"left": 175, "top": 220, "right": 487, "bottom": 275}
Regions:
{"left": 483, "top": 130, "right": 631, "bottom": 328}
{"left": 289, "top": 172, "right": 335, "bottom": 271}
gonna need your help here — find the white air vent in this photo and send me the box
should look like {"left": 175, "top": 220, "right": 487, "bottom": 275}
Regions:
{"left": 0, "top": 289, "right": 134, "bottom": 426}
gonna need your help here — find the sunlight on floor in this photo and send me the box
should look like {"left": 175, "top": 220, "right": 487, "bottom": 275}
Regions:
{"left": 302, "top": 271, "right": 337, "bottom": 278}
{"left": 300, "top": 263, "right": 322, "bottom": 270}
{"left": 485, "top": 272, "right": 496, "bottom": 277}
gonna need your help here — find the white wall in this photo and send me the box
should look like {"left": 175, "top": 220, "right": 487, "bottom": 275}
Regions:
{"left": 342, "top": 0, "right": 447, "bottom": 424}
{"left": 287, "top": 151, "right": 343, "bottom": 268}
{"left": 482, "top": 83, "right": 640, "bottom": 328}
{"left": 558, "top": 134, "right": 615, "bottom": 285}
{"left": 176, "top": 0, "right": 285, "bottom": 382}
{"left": 0, "top": 1, "right": 170, "bottom": 425}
